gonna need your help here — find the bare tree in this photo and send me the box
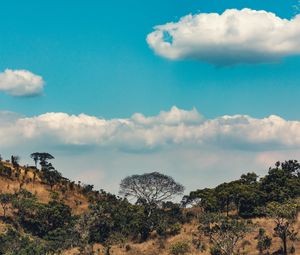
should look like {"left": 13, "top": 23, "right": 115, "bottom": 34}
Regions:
{"left": 119, "top": 172, "right": 184, "bottom": 213}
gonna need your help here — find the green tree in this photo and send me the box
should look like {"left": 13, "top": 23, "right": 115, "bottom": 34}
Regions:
{"left": 42, "top": 167, "right": 62, "bottom": 190}
{"left": 30, "top": 152, "right": 54, "bottom": 169}
{"left": 0, "top": 193, "right": 14, "bottom": 217}
{"left": 267, "top": 201, "right": 298, "bottom": 255}
{"left": 260, "top": 161, "right": 300, "bottom": 204}
{"left": 255, "top": 228, "right": 272, "bottom": 255}
{"left": 200, "top": 213, "right": 253, "bottom": 255}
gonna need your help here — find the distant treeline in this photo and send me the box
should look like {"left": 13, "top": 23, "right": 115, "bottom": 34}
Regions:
{"left": 183, "top": 160, "right": 300, "bottom": 218}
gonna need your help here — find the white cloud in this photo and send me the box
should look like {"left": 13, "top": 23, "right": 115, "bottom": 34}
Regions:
{"left": 0, "top": 69, "right": 44, "bottom": 97}
{"left": 1, "top": 107, "right": 300, "bottom": 193}
{"left": 0, "top": 106, "right": 300, "bottom": 152}
{"left": 147, "top": 8, "right": 300, "bottom": 65}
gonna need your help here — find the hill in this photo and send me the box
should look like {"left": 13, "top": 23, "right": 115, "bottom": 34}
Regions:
{"left": 0, "top": 160, "right": 89, "bottom": 214}
{"left": 0, "top": 155, "right": 300, "bottom": 255}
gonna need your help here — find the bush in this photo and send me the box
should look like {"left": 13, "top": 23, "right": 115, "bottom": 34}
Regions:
{"left": 169, "top": 241, "right": 190, "bottom": 255}
{"left": 125, "top": 244, "right": 131, "bottom": 251}
{"left": 210, "top": 245, "right": 222, "bottom": 255}
{"left": 169, "top": 223, "right": 181, "bottom": 236}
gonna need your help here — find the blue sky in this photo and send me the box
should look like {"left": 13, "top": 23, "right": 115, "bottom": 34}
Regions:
{"left": 1, "top": 0, "right": 300, "bottom": 193}
{"left": 0, "top": 0, "right": 299, "bottom": 119}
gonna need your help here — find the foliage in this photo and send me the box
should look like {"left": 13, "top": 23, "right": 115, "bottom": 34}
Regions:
{"left": 184, "top": 161, "right": 300, "bottom": 218}
{"left": 169, "top": 241, "right": 190, "bottom": 255}
{"left": 199, "top": 213, "right": 253, "bottom": 255}
{"left": 0, "top": 163, "right": 12, "bottom": 178}
{"left": 255, "top": 228, "right": 272, "bottom": 255}
{"left": 30, "top": 152, "right": 54, "bottom": 168}
{"left": 119, "top": 172, "right": 184, "bottom": 210}
{"left": 0, "top": 193, "right": 14, "bottom": 217}
{"left": 266, "top": 201, "right": 298, "bottom": 255}
{"left": 0, "top": 227, "right": 48, "bottom": 255}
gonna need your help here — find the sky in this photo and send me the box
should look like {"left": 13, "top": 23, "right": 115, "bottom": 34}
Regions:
{"left": 1, "top": 0, "right": 300, "bottom": 194}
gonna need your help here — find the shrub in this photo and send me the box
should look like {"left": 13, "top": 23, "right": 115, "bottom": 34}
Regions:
{"left": 169, "top": 223, "right": 181, "bottom": 236}
{"left": 169, "top": 241, "right": 190, "bottom": 255}
{"left": 210, "top": 245, "right": 222, "bottom": 255}
{"left": 125, "top": 244, "right": 131, "bottom": 251}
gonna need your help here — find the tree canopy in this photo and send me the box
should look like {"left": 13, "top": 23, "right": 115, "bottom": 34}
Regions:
{"left": 119, "top": 172, "right": 184, "bottom": 207}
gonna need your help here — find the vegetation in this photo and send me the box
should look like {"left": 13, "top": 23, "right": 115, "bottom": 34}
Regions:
{"left": 169, "top": 241, "right": 190, "bottom": 255}
{"left": 255, "top": 228, "right": 272, "bottom": 255}
{"left": 183, "top": 160, "right": 300, "bottom": 218}
{"left": 199, "top": 213, "right": 253, "bottom": 255}
{"left": 266, "top": 201, "right": 298, "bottom": 255}
{"left": 0, "top": 154, "right": 299, "bottom": 254}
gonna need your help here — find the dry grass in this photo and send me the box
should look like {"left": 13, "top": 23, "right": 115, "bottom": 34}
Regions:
{"left": 0, "top": 161, "right": 89, "bottom": 216}
{"left": 61, "top": 216, "right": 300, "bottom": 255}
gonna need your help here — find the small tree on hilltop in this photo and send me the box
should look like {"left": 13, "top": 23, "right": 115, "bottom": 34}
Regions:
{"left": 30, "top": 152, "right": 54, "bottom": 169}
{"left": 11, "top": 155, "right": 20, "bottom": 168}
{"left": 119, "top": 172, "right": 184, "bottom": 215}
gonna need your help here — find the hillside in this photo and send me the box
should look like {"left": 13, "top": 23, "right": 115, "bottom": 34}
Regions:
{"left": 0, "top": 157, "right": 300, "bottom": 255}
{"left": 0, "top": 160, "right": 89, "bottom": 214}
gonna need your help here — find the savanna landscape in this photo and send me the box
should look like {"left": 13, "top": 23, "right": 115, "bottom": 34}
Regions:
{"left": 1, "top": 1, "right": 300, "bottom": 255}
{"left": 0, "top": 154, "right": 300, "bottom": 255}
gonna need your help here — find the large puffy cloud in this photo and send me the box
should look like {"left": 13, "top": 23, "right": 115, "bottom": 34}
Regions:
{"left": 1, "top": 107, "right": 300, "bottom": 193}
{"left": 147, "top": 8, "right": 300, "bottom": 65}
{"left": 0, "top": 69, "right": 44, "bottom": 97}
{"left": 0, "top": 106, "right": 300, "bottom": 152}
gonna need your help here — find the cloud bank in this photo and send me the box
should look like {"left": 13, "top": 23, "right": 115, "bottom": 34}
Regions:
{"left": 147, "top": 8, "right": 300, "bottom": 65}
{"left": 0, "top": 106, "right": 299, "bottom": 152}
{"left": 0, "top": 69, "right": 44, "bottom": 97}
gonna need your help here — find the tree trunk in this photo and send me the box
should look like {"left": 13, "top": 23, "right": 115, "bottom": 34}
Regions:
{"left": 283, "top": 234, "right": 287, "bottom": 255}
{"left": 226, "top": 198, "right": 229, "bottom": 217}
{"left": 2, "top": 206, "right": 6, "bottom": 217}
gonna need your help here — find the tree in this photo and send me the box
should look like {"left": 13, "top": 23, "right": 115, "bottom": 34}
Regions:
{"left": 30, "top": 152, "right": 39, "bottom": 168}
{"left": 182, "top": 188, "right": 218, "bottom": 212}
{"left": 42, "top": 168, "right": 62, "bottom": 190}
{"left": 0, "top": 193, "right": 14, "bottom": 217}
{"left": 215, "top": 183, "right": 235, "bottom": 217}
{"left": 260, "top": 161, "right": 300, "bottom": 203}
{"left": 30, "top": 152, "right": 54, "bottom": 169}
{"left": 119, "top": 172, "right": 184, "bottom": 215}
{"left": 255, "top": 228, "right": 272, "bottom": 255}
{"left": 199, "top": 213, "right": 253, "bottom": 255}
{"left": 120, "top": 172, "right": 184, "bottom": 241}
{"left": 267, "top": 201, "right": 298, "bottom": 255}
{"left": 11, "top": 155, "right": 20, "bottom": 168}
{"left": 240, "top": 172, "right": 258, "bottom": 185}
